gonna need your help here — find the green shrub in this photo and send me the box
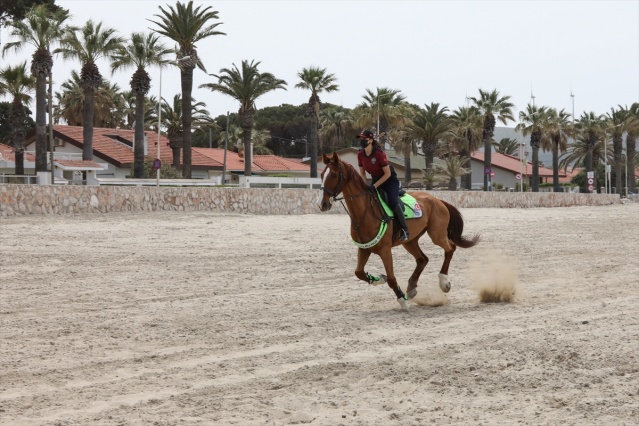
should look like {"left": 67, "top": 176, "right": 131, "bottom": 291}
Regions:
{"left": 129, "top": 161, "right": 182, "bottom": 179}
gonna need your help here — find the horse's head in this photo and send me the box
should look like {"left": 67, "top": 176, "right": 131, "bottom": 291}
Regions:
{"left": 318, "top": 152, "right": 344, "bottom": 212}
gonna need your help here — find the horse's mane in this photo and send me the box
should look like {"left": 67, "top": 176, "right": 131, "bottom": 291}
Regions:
{"left": 339, "top": 158, "right": 368, "bottom": 191}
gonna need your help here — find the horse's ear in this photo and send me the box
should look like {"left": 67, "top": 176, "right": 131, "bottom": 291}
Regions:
{"left": 331, "top": 152, "right": 339, "bottom": 163}
{"left": 322, "top": 152, "right": 330, "bottom": 165}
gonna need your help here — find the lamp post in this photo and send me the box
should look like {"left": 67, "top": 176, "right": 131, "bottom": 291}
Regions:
{"left": 156, "top": 57, "right": 190, "bottom": 187}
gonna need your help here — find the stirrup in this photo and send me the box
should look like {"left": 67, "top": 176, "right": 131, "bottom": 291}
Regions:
{"left": 399, "top": 229, "right": 409, "bottom": 241}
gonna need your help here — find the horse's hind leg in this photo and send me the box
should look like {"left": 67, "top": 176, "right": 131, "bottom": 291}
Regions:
{"left": 427, "top": 226, "right": 457, "bottom": 293}
{"left": 402, "top": 239, "right": 429, "bottom": 299}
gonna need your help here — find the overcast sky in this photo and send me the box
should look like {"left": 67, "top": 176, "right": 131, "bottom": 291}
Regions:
{"left": 2, "top": 0, "right": 638, "bottom": 125}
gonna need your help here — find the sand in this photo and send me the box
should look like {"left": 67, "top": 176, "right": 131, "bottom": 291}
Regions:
{"left": 0, "top": 203, "right": 638, "bottom": 425}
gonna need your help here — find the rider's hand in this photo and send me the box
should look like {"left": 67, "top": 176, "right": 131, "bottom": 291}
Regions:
{"left": 369, "top": 183, "right": 377, "bottom": 192}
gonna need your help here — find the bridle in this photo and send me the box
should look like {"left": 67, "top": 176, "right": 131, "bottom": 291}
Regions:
{"left": 320, "top": 162, "right": 344, "bottom": 200}
{"left": 320, "top": 161, "right": 389, "bottom": 244}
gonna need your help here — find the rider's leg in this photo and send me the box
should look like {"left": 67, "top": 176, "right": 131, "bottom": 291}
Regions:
{"left": 382, "top": 178, "right": 409, "bottom": 241}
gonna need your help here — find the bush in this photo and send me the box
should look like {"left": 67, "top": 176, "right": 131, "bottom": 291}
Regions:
{"left": 129, "top": 161, "right": 182, "bottom": 179}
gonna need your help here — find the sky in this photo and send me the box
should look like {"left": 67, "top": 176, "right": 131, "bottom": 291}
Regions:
{"left": 1, "top": 0, "right": 638, "bottom": 125}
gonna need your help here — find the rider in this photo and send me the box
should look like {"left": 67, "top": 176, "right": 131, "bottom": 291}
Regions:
{"left": 356, "top": 130, "right": 410, "bottom": 241}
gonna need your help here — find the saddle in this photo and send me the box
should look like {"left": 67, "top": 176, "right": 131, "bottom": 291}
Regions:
{"left": 375, "top": 187, "right": 423, "bottom": 219}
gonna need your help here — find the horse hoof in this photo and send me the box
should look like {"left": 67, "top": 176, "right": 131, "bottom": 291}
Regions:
{"left": 378, "top": 274, "right": 387, "bottom": 284}
{"left": 397, "top": 297, "right": 410, "bottom": 312}
{"left": 438, "top": 273, "right": 451, "bottom": 293}
{"left": 407, "top": 289, "right": 418, "bottom": 299}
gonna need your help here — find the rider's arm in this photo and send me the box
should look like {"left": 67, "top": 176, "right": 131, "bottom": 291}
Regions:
{"left": 373, "top": 165, "right": 392, "bottom": 189}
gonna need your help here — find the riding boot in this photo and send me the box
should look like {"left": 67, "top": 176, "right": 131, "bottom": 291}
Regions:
{"left": 393, "top": 204, "right": 410, "bottom": 241}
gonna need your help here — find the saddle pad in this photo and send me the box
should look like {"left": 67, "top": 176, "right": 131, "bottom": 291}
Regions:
{"left": 378, "top": 192, "right": 423, "bottom": 219}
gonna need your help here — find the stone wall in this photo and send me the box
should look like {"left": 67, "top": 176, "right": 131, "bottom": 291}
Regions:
{"left": 0, "top": 184, "right": 621, "bottom": 217}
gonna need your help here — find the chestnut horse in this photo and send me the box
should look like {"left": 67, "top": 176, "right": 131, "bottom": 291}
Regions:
{"left": 318, "top": 152, "right": 480, "bottom": 311}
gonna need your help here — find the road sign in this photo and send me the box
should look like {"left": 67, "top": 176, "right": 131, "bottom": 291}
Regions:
{"left": 515, "top": 173, "right": 521, "bottom": 180}
{"left": 490, "top": 172, "right": 495, "bottom": 177}
{"left": 153, "top": 159, "right": 162, "bottom": 170}
{"left": 588, "top": 185, "right": 594, "bottom": 191}
{"left": 485, "top": 167, "right": 491, "bottom": 175}
{"left": 587, "top": 178, "right": 594, "bottom": 185}
{"left": 587, "top": 171, "right": 594, "bottom": 179}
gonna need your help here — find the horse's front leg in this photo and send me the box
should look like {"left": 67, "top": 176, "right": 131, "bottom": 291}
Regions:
{"left": 354, "top": 248, "right": 386, "bottom": 285}
{"left": 378, "top": 247, "right": 409, "bottom": 312}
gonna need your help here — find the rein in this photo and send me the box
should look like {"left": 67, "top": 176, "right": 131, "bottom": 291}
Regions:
{"left": 322, "top": 162, "right": 389, "bottom": 248}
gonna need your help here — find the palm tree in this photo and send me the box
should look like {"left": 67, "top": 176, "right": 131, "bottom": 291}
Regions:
{"left": 492, "top": 138, "right": 519, "bottom": 155}
{"left": 0, "top": 62, "right": 35, "bottom": 175}
{"left": 251, "top": 128, "right": 273, "bottom": 155}
{"left": 516, "top": 104, "right": 548, "bottom": 192}
{"left": 55, "top": 19, "right": 124, "bottom": 161}
{"left": 559, "top": 133, "right": 609, "bottom": 173}
{"left": 625, "top": 103, "right": 639, "bottom": 194}
{"left": 295, "top": 66, "right": 339, "bottom": 178}
{"left": 54, "top": 70, "right": 125, "bottom": 128}
{"left": 387, "top": 124, "right": 418, "bottom": 185}
{"left": 2, "top": 5, "right": 70, "bottom": 172}
{"left": 544, "top": 108, "right": 573, "bottom": 192}
{"left": 470, "top": 89, "right": 515, "bottom": 191}
{"left": 406, "top": 103, "right": 451, "bottom": 190}
{"left": 448, "top": 106, "right": 483, "bottom": 190}
{"left": 575, "top": 112, "right": 605, "bottom": 175}
{"left": 149, "top": 0, "right": 225, "bottom": 178}
{"left": 433, "top": 155, "right": 471, "bottom": 191}
{"left": 161, "top": 94, "right": 213, "bottom": 168}
{"left": 111, "top": 32, "right": 172, "bottom": 178}
{"left": 200, "top": 59, "right": 286, "bottom": 176}
{"left": 319, "top": 107, "right": 353, "bottom": 152}
{"left": 605, "top": 107, "right": 629, "bottom": 193}
{"left": 359, "top": 87, "right": 407, "bottom": 141}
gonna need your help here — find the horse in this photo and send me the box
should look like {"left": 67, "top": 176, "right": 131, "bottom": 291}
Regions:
{"left": 318, "top": 152, "right": 480, "bottom": 311}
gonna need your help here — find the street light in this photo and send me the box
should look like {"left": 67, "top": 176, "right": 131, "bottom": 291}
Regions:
{"left": 156, "top": 56, "right": 190, "bottom": 186}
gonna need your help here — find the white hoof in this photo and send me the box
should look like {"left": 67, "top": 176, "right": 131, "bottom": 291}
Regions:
{"left": 398, "top": 297, "right": 410, "bottom": 312}
{"left": 438, "top": 273, "right": 451, "bottom": 293}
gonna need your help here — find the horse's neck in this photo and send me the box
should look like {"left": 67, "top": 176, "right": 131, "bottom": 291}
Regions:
{"left": 341, "top": 174, "right": 382, "bottom": 227}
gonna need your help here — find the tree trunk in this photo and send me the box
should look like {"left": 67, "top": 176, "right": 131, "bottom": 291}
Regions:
{"left": 181, "top": 67, "right": 194, "bottom": 178}
{"left": 532, "top": 145, "right": 539, "bottom": 192}
{"left": 460, "top": 147, "right": 471, "bottom": 190}
{"left": 243, "top": 126, "right": 252, "bottom": 177}
{"left": 482, "top": 115, "right": 495, "bottom": 191}
{"left": 11, "top": 100, "right": 26, "bottom": 175}
{"left": 613, "top": 135, "right": 623, "bottom": 193}
{"left": 552, "top": 137, "right": 560, "bottom": 192}
{"left": 404, "top": 150, "right": 411, "bottom": 186}
{"left": 448, "top": 177, "right": 457, "bottom": 191}
{"left": 82, "top": 87, "right": 95, "bottom": 161}
{"left": 171, "top": 146, "right": 181, "bottom": 168}
{"left": 627, "top": 134, "right": 636, "bottom": 194}
{"left": 424, "top": 147, "right": 434, "bottom": 190}
{"left": 309, "top": 114, "right": 318, "bottom": 178}
{"left": 134, "top": 92, "right": 146, "bottom": 178}
{"left": 34, "top": 74, "right": 48, "bottom": 172}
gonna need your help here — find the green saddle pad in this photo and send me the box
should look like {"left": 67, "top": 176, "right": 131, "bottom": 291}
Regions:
{"left": 378, "top": 192, "right": 423, "bottom": 219}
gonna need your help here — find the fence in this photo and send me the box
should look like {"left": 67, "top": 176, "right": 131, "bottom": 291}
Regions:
{"left": 0, "top": 184, "right": 622, "bottom": 218}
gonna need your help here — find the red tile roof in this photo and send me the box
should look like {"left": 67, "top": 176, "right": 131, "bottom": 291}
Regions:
{"left": 55, "top": 159, "right": 105, "bottom": 170}
{"left": 0, "top": 142, "right": 36, "bottom": 162}
{"left": 471, "top": 151, "right": 555, "bottom": 177}
{"left": 33, "top": 126, "right": 310, "bottom": 174}
{"left": 253, "top": 155, "right": 311, "bottom": 172}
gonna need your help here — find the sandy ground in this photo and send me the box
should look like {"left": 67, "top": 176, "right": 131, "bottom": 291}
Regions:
{"left": 1, "top": 203, "right": 638, "bottom": 426}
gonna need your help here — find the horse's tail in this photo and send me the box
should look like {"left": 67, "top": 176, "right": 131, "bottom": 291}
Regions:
{"left": 442, "top": 200, "right": 481, "bottom": 249}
